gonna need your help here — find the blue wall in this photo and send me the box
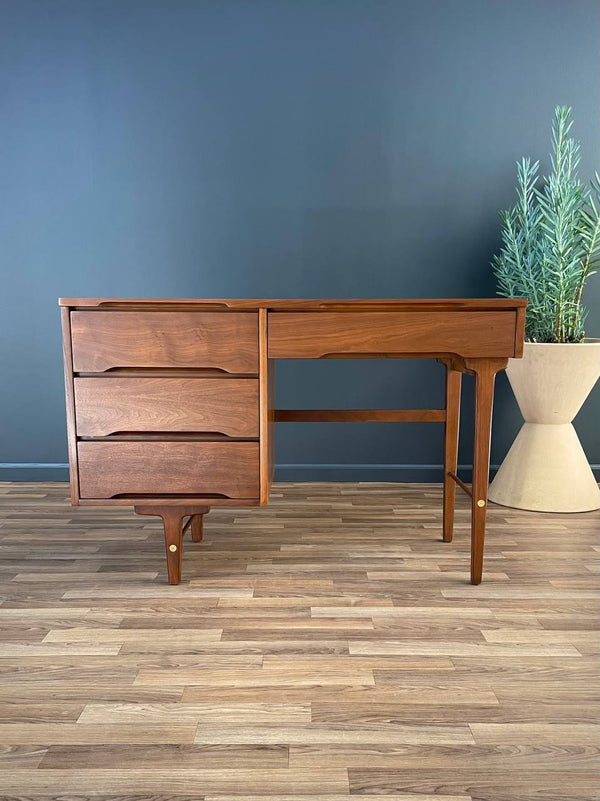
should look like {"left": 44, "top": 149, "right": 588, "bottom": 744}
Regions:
{"left": 1, "top": 0, "right": 598, "bottom": 481}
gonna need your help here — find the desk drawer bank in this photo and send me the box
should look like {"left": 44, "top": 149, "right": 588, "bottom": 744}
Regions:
{"left": 60, "top": 298, "right": 526, "bottom": 585}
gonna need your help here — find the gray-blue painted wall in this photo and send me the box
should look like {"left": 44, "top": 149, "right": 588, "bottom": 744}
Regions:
{"left": 1, "top": 0, "right": 598, "bottom": 482}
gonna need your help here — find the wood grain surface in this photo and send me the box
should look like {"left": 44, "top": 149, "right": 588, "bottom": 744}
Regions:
{"left": 60, "top": 307, "right": 79, "bottom": 504}
{"left": 0, "top": 480, "right": 597, "bottom": 800}
{"left": 259, "top": 307, "right": 274, "bottom": 506}
{"left": 267, "top": 312, "right": 518, "bottom": 359}
{"left": 60, "top": 297, "right": 529, "bottom": 312}
{"left": 71, "top": 311, "right": 259, "bottom": 373}
{"left": 77, "top": 441, "right": 259, "bottom": 499}
{"left": 274, "top": 409, "right": 446, "bottom": 423}
{"left": 74, "top": 376, "right": 259, "bottom": 437}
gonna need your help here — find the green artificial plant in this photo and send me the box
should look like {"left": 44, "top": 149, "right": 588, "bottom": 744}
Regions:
{"left": 493, "top": 106, "right": 600, "bottom": 342}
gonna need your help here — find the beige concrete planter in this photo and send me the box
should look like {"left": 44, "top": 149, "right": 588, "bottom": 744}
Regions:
{"left": 489, "top": 340, "right": 600, "bottom": 512}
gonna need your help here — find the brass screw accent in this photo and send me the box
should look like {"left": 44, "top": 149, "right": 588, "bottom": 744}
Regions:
{"left": 169, "top": 544, "right": 178, "bottom": 552}
{"left": 477, "top": 499, "right": 486, "bottom": 508}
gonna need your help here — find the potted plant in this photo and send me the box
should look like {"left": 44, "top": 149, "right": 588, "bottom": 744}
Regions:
{"left": 489, "top": 106, "right": 600, "bottom": 512}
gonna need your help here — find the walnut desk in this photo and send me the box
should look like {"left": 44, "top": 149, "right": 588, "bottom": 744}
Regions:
{"left": 59, "top": 298, "right": 526, "bottom": 585}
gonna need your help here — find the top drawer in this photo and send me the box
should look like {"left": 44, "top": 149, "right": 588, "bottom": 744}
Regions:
{"left": 71, "top": 311, "right": 259, "bottom": 373}
{"left": 267, "top": 311, "right": 518, "bottom": 359}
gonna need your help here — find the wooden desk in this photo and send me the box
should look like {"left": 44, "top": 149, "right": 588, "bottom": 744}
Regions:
{"left": 59, "top": 298, "right": 526, "bottom": 585}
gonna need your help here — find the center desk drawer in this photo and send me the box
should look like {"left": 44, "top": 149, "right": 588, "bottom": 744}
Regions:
{"left": 77, "top": 441, "right": 259, "bottom": 499}
{"left": 74, "top": 377, "right": 258, "bottom": 438}
{"left": 268, "top": 311, "right": 518, "bottom": 358}
{"left": 71, "top": 311, "right": 258, "bottom": 373}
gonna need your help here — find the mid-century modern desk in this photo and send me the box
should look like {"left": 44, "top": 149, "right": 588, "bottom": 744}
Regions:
{"left": 59, "top": 298, "right": 526, "bottom": 585}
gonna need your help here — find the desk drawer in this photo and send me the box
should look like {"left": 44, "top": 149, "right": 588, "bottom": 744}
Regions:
{"left": 71, "top": 311, "right": 258, "bottom": 373}
{"left": 77, "top": 441, "right": 259, "bottom": 499}
{"left": 268, "top": 311, "right": 517, "bottom": 359}
{"left": 74, "top": 377, "right": 259, "bottom": 438}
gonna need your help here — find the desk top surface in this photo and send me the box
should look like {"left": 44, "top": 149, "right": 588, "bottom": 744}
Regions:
{"left": 60, "top": 297, "right": 527, "bottom": 311}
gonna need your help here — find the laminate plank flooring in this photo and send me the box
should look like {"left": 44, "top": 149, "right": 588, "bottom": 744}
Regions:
{"left": 0, "top": 480, "right": 598, "bottom": 801}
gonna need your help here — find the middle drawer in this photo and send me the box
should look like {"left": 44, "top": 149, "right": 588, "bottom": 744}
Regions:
{"left": 74, "top": 377, "right": 259, "bottom": 438}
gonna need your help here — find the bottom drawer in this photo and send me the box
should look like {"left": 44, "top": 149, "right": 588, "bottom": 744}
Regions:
{"left": 77, "top": 441, "right": 259, "bottom": 499}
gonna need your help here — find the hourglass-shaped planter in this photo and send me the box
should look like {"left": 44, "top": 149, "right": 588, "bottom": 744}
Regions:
{"left": 489, "top": 341, "right": 600, "bottom": 512}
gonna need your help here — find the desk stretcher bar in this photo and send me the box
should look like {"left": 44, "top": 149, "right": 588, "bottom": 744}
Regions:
{"left": 274, "top": 409, "right": 447, "bottom": 423}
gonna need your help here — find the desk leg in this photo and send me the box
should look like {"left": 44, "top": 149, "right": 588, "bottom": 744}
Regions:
{"left": 190, "top": 512, "right": 207, "bottom": 542}
{"left": 467, "top": 359, "right": 505, "bottom": 585}
{"left": 134, "top": 505, "right": 209, "bottom": 585}
{"left": 443, "top": 362, "right": 462, "bottom": 543}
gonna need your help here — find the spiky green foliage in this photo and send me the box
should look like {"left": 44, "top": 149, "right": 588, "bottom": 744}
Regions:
{"left": 493, "top": 107, "right": 600, "bottom": 342}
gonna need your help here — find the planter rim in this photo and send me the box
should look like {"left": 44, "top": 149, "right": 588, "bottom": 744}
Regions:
{"left": 523, "top": 338, "right": 600, "bottom": 346}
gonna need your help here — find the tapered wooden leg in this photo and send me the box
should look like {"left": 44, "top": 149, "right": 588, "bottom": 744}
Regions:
{"left": 442, "top": 363, "right": 462, "bottom": 543}
{"left": 190, "top": 510, "right": 209, "bottom": 542}
{"left": 467, "top": 359, "right": 505, "bottom": 585}
{"left": 134, "top": 505, "right": 210, "bottom": 585}
{"left": 161, "top": 510, "right": 184, "bottom": 584}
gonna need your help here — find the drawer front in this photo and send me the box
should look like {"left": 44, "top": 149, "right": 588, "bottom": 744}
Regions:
{"left": 268, "top": 311, "right": 518, "bottom": 359}
{"left": 71, "top": 311, "right": 258, "bottom": 373}
{"left": 74, "top": 377, "right": 259, "bottom": 438}
{"left": 77, "top": 441, "right": 259, "bottom": 499}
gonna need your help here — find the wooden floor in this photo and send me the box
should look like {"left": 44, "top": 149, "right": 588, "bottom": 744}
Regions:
{"left": 0, "top": 481, "right": 598, "bottom": 801}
